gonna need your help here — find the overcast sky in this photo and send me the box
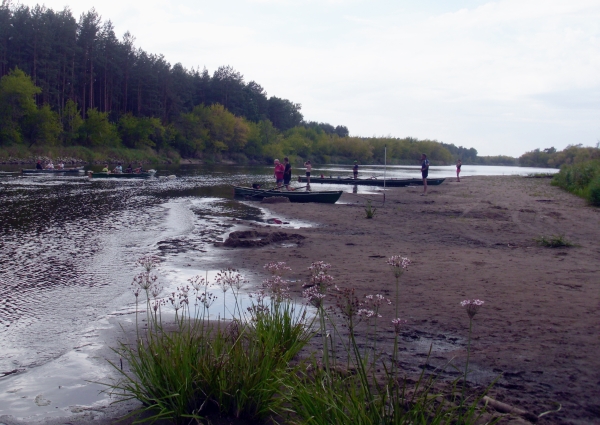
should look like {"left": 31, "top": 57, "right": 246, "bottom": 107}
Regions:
{"left": 19, "top": 0, "right": 600, "bottom": 156}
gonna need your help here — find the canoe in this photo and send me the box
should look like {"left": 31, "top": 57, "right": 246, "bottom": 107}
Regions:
{"left": 88, "top": 170, "right": 156, "bottom": 179}
{"left": 298, "top": 176, "right": 445, "bottom": 186}
{"left": 22, "top": 167, "right": 85, "bottom": 174}
{"left": 233, "top": 186, "right": 343, "bottom": 204}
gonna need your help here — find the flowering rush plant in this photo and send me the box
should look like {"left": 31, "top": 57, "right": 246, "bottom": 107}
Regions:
{"left": 387, "top": 256, "right": 411, "bottom": 278}
{"left": 460, "top": 299, "right": 484, "bottom": 319}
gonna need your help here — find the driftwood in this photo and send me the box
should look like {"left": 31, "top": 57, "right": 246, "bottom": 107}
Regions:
{"left": 483, "top": 396, "right": 538, "bottom": 423}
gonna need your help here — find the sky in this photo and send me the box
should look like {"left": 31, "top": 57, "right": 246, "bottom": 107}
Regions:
{"left": 17, "top": 0, "right": 600, "bottom": 156}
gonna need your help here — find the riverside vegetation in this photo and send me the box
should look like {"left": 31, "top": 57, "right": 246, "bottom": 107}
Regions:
{"left": 106, "top": 256, "right": 504, "bottom": 424}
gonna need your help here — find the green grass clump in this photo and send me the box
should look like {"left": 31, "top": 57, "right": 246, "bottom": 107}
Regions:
{"left": 552, "top": 160, "right": 600, "bottom": 205}
{"left": 108, "top": 260, "right": 501, "bottom": 424}
{"left": 535, "top": 234, "right": 573, "bottom": 248}
{"left": 365, "top": 200, "right": 377, "bottom": 218}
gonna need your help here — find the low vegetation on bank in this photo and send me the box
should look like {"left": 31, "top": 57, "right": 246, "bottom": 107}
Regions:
{"left": 551, "top": 160, "right": 600, "bottom": 206}
{"left": 107, "top": 257, "right": 510, "bottom": 425}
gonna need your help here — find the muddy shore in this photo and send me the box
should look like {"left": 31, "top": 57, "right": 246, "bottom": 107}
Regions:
{"left": 224, "top": 175, "right": 599, "bottom": 425}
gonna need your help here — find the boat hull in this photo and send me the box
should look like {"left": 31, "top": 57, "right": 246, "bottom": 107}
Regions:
{"left": 233, "top": 186, "right": 342, "bottom": 203}
{"left": 22, "top": 167, "right": 85, "bottom": 174}
{"left": 298, "top": 176, "right": 445, "bottom": 186}
{"left": 89, "top": 172, "right": 155, "bottom": 179}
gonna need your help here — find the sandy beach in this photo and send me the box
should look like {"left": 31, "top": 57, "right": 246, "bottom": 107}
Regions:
{"left": 224, "top": 175, "right": 599, "bottom": 425}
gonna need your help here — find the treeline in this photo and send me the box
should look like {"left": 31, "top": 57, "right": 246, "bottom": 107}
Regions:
{"left": 519, "top": 145, "right": 600, "bottom": 168}
{"left": 0, "top": 2, "right": 493, "bottom": 166}
{"left": 0, "top": 68, "right": 459, "bottom": 165}
{"left": 0, "top": 3, "right": 304, "bottom": 130}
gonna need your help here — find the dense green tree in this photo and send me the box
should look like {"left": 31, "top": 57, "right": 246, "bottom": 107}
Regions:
{"left": 21, "top": 103, "right": 61, "bottom": 146}
{"left": 61, "top": 99, "right": 83, "bottom": 144}
{"left": 0, "top": 67, "right": 40, "bottom": 143}
{"left": 79, "top": 107, "right": 119, "bottom": 147}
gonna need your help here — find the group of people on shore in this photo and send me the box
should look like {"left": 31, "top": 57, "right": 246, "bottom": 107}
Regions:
{"left": 269, "top": 154, "right": 461, "bottom": 195}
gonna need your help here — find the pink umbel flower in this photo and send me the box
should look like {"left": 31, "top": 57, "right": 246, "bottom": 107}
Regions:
{"left": 264, "top": 262, "right": 292, "bottom": 276}
{"left": 216, "top": 268, "right": 247, "bottom": 292}
{"left": 392, "top": 318, "right": 407, "bottom": 334}
{"left": 460, "top": 299, "right": 484, "bottom": 319}
{"left": 387, "top": 255, "right": 411, "bottom": 278}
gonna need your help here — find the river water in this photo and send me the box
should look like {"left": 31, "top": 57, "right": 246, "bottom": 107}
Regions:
{"left": 0, "top": 163, "right": 557, "bottom": 422}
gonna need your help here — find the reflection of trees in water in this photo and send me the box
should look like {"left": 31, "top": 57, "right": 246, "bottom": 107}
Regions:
{"left": 353, "top": 185, "right": 357, "bottom": 194}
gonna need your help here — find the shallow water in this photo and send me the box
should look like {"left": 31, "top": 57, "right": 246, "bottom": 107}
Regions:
{"left": 0, "top": 163, "right": 557, "bottom": 421}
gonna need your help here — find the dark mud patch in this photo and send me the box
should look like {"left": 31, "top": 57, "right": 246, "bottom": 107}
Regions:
{"left": 219, "top": 230, "right": 305, "bottom": 248}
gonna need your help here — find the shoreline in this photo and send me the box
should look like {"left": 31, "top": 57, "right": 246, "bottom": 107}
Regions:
{"left": 218, "top": 175, "right": 599, "bottom": 424}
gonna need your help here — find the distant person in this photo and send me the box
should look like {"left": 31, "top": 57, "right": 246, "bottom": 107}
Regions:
{"left": 353, "top": 161, "right": 359, "bottom": 179}
{"left": 420, "top": 153, "right": 430, "bottom": 195}
{"left": 274, "top": 159, "right": 285, "bottom": 188}
{"left": 125, "top": 164, "right": 133, "bottom": 173}
{"left": 101, "top": 164, "right": 109, "bottom": 173}
{"left": 57, "top": 162, "right": 64, "bottom": 169}
{"left": 456, "top": 159, "right": 462, "bottom": 182}
{"left": 114, "top": 163, "right": 123, "bottom": 173}
{"left": 304, "top": 160, "right": 312, "bottom": 185}
{"left": 283, "top": 157, "right": 292, "bottom": 190}
{"left": 36, "top": 161, "right": 42, "bottom": 170}
{"left": 45, "top": 161, "right": 54, "bottom": 169}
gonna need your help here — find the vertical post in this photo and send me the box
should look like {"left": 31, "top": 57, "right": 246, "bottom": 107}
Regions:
{"left": 384, "top": 145, "right": 387, "bottom": 204}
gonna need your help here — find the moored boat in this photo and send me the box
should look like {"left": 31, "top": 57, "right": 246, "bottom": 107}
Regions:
{"left": 88, "top": 170, "right": 156, "bottom": 179}
{"left": 22, "top": 167, "right": 85, "bottom": 174}
{"left": 233, "top": 186, "right": 343, "bottom": 203}
{"left": 297, "top": 176, "right": 445, "bottom": 186}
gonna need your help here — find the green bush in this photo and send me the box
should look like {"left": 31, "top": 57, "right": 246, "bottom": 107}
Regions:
{"left": 552, "top": 160, "right": 600, "bottom": 205}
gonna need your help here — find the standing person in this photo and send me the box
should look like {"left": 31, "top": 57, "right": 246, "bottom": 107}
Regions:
{"left": 456, "top": 159, "right": 462, "bottom": 182}
{"left": 283, "top": 157, "right": 292, "bottom": 190}
{"left": 420, "top": 153, "right": 430, "bottom": 196}
{"left": 304, "top": 160, "right": 312, "bottom": 185}
{"left": 353, "top": 161, "right": 359, "bottom": 179}
{"left": 274, "top": 159, "right": 285, "bottom": 188}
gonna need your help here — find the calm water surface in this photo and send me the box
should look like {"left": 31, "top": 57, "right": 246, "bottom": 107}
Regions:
{"left": 0, "top": 163, "right": 557, "bottom": 421}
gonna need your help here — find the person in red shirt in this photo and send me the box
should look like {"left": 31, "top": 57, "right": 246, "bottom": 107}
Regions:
{"left": 274, "top": 159, "right": 285, "bottom": 188}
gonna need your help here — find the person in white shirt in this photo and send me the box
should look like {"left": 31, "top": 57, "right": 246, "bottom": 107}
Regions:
{"left": 304, "top": 160, "right": 312, "bottom": 185}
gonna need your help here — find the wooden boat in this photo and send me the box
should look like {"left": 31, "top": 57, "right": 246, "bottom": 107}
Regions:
{"left": 298, "top": 176, "right": 446, "bottom": 186}
{"left": 233, "top": 186, "right": 343, "bottom": 204}
{"left": 88, "top": 170, "right": 156, "bottom": 179}
{"left": 22, "top": 166, "right": 85, "bottom": 174}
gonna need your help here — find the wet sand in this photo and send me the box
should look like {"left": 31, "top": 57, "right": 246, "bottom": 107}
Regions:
{"left": 226, "top": 175, "right": 600, "bottom": 425}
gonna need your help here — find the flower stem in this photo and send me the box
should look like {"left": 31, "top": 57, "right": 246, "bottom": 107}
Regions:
{"left": 462, "top": 317, "right": 473, "bottom": 406}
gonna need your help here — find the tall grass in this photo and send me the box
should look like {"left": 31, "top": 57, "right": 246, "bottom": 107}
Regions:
{"left": 552, "top": 159, "right": 600, "bottom": 206}
{"left": 107, "top": 258, "right": 499, "bottom": 424}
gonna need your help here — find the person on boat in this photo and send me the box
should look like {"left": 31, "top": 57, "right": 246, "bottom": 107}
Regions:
{"left": 353, "top": 161, "right": 359, "bottom": 179}
{"left": 304, "top": 160, "right": 312, "bottom": 185}
{"left": 456, "top": 159, "right": 462, "bottom": 182}
{"left": 134, "top": 162, "right": 144, "bottom": 173}
{"left": 274, "top": 159, "right": 284, "bottom": 188}
{"left": 420, "top": 153, "right": 430, "bottom": 196}
{"left": 125, "top": 164, "right": 133, "bottom": 173}
{"left": 113, "top": 163, "right": 123, "bottom": 173}
{"left": 36, "top": 161, "right": 43, "bottom": 170}
{"left": 283, "top": 157, "right": 292, "bottom": 190}
{"left": 45, "top": 161, "right": 54, "bottom": 169}
{"left": 57, "top": 162, "right": 64, "bottom": 169}
{"left": 102, "top": 164, "right": 109, "bottom": 173}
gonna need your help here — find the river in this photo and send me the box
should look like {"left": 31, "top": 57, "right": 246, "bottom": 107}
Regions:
{"left": 0, "top": 163, "right": 557, "bottom": 422}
